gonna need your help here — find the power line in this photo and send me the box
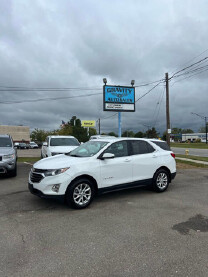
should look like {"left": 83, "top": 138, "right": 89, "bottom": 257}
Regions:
{"left": 153, "top": 87, "right": 165, "bottom": 127}
{"left": 170, "top": 67, "right": 208, "bottom": 86}
{"left": 135, "top": 81, "right": 163, "bottom": 103}
{"left": 101, "top": 113, "right": 118, "bottom": 120}
{"left": 171, "top": 47, "right": 208, "bottom": 74}
{"left": 170, "top": 56, "right": 208, "bottom": 79}
{"left": 0, "top": 92, "right": 103, "bottom": 104}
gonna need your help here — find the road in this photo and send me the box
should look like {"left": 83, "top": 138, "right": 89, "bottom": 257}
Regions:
{"left": 171, "top": 147, "right": 208, "bottom": 157}
{"left": 0, "top": 164, "right": 208, "bottom": 276}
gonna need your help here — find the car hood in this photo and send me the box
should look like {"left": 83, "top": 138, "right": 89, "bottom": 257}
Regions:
{"left": 0, "top": 147, "right": 14, "bottom": 155}
{"left": 34, "top": 154, "right": 91, "bottom": 170}
{"left": 48, "top": 146, "right": 78, "bottom": 153}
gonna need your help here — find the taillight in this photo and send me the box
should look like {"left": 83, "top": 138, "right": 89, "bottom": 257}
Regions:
{"left": 171, "top": 153, "right": 175, "bottom": 159}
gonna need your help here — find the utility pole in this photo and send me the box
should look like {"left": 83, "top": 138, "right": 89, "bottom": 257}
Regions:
{"left": 165, "top": 73, "right": 171, "bottom": 146}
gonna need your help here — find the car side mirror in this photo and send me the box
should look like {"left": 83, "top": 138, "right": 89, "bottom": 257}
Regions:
{"left": 101, "top": 153, "right": 115, "bottom": 160}
{"left": 43, "top": 142, "right": 48, "bottom": 147}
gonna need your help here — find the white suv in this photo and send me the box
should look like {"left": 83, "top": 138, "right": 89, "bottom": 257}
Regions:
{"left": 41, "top": 136, "right": 80, "bottom": 158}
{"left": 29, "top": 138, "right": 176, "bottom": 209}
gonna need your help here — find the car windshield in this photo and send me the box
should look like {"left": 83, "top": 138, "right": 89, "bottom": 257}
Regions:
{"left": 68, "top": 141, "right": 109, "bottom": 157}
{"left": 50, "top": 138, "right": 80, "bottom": 146}
{"left": 0, "top": 138, "right": 12, "bottom": 147}
{"left": 151, "top": 141, "right": 171, "bottom": 151}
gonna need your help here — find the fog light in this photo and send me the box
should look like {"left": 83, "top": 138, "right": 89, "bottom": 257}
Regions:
{"left": 52, "top": 184, "right": 60, "bottom": 192}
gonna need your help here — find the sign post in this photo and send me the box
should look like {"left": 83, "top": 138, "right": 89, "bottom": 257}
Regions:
{"left": 103, "top": 85, "right": 135, "bottom": 137}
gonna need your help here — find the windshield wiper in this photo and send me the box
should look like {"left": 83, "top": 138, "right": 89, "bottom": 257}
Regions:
{"left": 69, "top": 154, "right": 81, "bottom": 157}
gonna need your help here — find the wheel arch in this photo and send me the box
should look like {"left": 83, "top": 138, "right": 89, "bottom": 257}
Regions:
{"left": 66, "top": 174, "right": 98, "bottom": 194}
{"left": 153, "top": 166, "right": 171, "bottom": 182}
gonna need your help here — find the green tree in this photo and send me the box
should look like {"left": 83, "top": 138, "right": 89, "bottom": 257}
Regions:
{"left": 31, "top": 129, "right": 48, "bottom": 142}
{"left": 171, "top": 127, "right": 182, "bottom": 134}
{"left": 108, "top": 132, "right": 117, "bottom": 137}
{"left": 122, "top": 130, "right": 135, "bottom": 137}
{"left": 162, "top": 131, "right": 166, "bottom": 141}
{"left": 89, "top": 128, "right": 97, "bottom": 137}
{"left": 145, "top": 127, "right": 158, "bottom": 138}
{"left": 134, "top": 131, "right": 144, "bottom": 138}
{"left": 58, "top": 124, "right": 73, "bottom": 135}
{"left": 181, "top": 129, "right": 194, "bottom": 133}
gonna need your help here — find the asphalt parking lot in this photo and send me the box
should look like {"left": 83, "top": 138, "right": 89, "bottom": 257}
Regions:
{"left": 0, "top": 164, "right": 208, "bottom": 277}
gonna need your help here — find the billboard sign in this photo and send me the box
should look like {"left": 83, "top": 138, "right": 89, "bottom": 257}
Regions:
{"left": 103, "top": 85, "right": 135, "bottom": 112}
{"left": 81, "top": 120, "right": 96, "bottom": 127}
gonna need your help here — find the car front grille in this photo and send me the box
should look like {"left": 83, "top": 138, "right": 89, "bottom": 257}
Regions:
{"left": 30, "top": 172, "right": 44, "bottom": 183}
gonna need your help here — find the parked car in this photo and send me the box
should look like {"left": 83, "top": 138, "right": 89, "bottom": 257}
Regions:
{"left": 0, "top": 134, "right": 17, "bottom": 177}
{"left": 14, "top": 142, "right": 20, "bottom": 149}
{"left": 29, "top": 138, "right": 176, "bottom": 209}
{"left": 41, "top": 135, "right": 80, "bottom": 158}
{"left": 90, "top": 135, "right": 116, "bottom": 140}
{"left": 29, "top": 142, "right": 38, "bottom": 149}
{"left": 19, "top": 143, "right": 27, "bottom": 149}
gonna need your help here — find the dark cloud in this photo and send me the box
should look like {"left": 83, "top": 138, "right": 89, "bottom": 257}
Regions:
{"left": 0, "top": 0, "right": 208, "bottom": 135}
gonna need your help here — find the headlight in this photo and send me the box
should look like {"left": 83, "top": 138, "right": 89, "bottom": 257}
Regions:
{"left": 3, "top": 154, "right": 15, "bottom": 160}
{"left": 44, "top": 168, "right": 69, "bottom": 176}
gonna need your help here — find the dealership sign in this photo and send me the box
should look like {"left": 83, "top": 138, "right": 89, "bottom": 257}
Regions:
{"left": 103, "top": 85, "right": 135, "bottom": 112}
{"left": 81, "top": 120, "right": 96, "bottom": 127}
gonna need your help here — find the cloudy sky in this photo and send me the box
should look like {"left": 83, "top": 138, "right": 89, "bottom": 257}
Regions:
{"left": 0, "top": 0, "right": 208, "bottom": 135}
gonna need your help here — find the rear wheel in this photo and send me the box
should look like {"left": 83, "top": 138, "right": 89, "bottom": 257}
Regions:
{"left": 152, "top": 169, "right": 169, "bottom": 192}
{"left": 66, "top": 178, "right": 95, "bottom": 209}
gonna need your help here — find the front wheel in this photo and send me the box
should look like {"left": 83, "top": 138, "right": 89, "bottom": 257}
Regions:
{"left": 9, "top": 164, "right": 17, "bottom": 177}
{"left": 66, "top": 178, "right": 95, "bottom": 209}
{"left": 152, "top": 169, "right": 169, "bottom": 192}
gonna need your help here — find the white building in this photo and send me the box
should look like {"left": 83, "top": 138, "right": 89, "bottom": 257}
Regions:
{"left": 182, "top": 133, "right": 207, "bottom": 143}
{"left": 0, "top": 125, "right": 30, "bottom": 143}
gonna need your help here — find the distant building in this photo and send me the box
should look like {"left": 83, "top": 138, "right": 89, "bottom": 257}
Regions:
{"left": 0, "top": 125, "right": 30, "bottom": 143}
{"left": 182, "top": 133, "right": 207, "bottom": 143}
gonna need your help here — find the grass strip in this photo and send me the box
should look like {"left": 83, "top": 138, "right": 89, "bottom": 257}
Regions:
{"left": 17, "top": 157, "right": 40, "bottom": 163}
{"left": 176, "top": 159, "right": 208, "bottom": 168}
{"left": 176, "top": 154, "right": 208, "bottom": 162}
{"left": 171, "top": 143, "right": 208, "bottom": 149}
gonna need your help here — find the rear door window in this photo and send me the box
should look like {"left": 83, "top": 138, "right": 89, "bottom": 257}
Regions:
{"left": 130, "top": 140, "right": 155, "bottom": 155}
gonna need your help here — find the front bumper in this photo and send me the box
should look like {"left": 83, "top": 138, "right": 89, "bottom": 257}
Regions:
{"left": 28, "top": 183, "right": 65, "bottom": 201}
{"left": 0, "top": 159, "right": 16, "bottom": 173}
{"left": 28, "top": 170, "right": 72, "bottom": 196}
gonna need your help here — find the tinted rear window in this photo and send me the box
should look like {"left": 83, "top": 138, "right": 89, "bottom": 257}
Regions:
{"left": 131, "top": 140, "right": 155, "bottom": 155}
{"left": 151, "top": 141, "right": 171, "bottom": 151}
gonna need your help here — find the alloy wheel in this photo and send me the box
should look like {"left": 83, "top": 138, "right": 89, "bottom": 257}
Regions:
{"left": 73, "top": 183, "right": 92, "bottom": 206}
{"left": 156, "top": 173, "right": 168, "bottom": 189}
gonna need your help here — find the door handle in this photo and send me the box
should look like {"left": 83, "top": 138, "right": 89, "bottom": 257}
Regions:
{"left": 152, "top": 155, "right": 157, "bottom": 158}
{"left": 124, "top": 158, "right": 131, "bottom": 162}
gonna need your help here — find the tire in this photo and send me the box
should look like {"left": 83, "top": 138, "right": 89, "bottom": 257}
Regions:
{"left": 65, "top": 178, "right": 95, "bottom": 209}
{"left": 152, "top": 169, "right": 169, "bottom": 192}
{"left": 9, "top": 164, "right": 17, "bottom": 177}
